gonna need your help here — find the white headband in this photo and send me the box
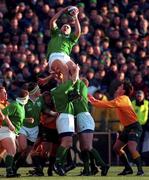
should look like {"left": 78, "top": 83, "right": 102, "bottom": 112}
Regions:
{"left": 29, "top": 85, "right": 40, "bottom": 96}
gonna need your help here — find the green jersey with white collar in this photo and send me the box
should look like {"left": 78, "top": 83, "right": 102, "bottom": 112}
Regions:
{"left": 23, "top": 96, "right": 44, "bottom": 128}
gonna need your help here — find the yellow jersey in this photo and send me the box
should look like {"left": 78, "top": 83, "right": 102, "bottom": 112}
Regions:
{"left": 89, "top": 95, "right": 137, "bottom": 127}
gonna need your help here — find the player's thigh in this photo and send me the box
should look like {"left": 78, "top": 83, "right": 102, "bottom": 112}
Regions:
{"left": 66, "top": 60, "right": 77, "bottom": 74}
{"left": 18, "top": 133, "right": 28, "bottom": 151}
{"left": 1, "top": 137, "right": 16, "bottom": 155}
{"left": 51, "top": 60, "right": 69, "bottom": 73}
{"left": 79, "top": 132, "right": 93, "bottom": 150}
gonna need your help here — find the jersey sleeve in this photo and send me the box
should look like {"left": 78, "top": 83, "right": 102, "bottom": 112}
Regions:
{"left": 90, "top": 96, "right": 129, "bottom": 108}
{"left": 2, "top": 103, "right": 16, "bottom": 116}
{"left": 50, "top": 26, "right": 60, "bottom": 37}
{"left": 52, "top": 80, "right": 73, "bottom": 94}
{"left": 69, "top": 33, "right": 79, "bottom": 44}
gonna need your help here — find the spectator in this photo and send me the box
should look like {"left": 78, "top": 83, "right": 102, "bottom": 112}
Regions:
{"left": 132, "top": 73, "right": 148, "bottom": 97}
{"left": 0, "top": 0, "right": 148, "bottom": 133}
{"left": 132, "top": 90, "right": 148, "bottom": 126}
{"left": 109, "top": 72, "right": 125, "bottom": 99}
{"left": 86, "top": 68, "right": 99, "bottom": 94}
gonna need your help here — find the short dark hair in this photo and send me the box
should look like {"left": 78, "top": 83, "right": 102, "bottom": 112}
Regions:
{"left": 123, "top": 80, "right": 133, "bottom": 96}
{"left": 18, "top": 89, "right": 29, "bottom": 98}
{"left": 42, "top": 91, "right": 51, "bottom": 98}
{"left": 28, "top": 82, "right": 38, "bottom": 92}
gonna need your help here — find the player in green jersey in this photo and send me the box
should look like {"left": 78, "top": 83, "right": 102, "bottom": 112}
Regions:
{"left": 73, "top": 78, "right": 109, "bottom": 176}
{"left": 27, "top": 91, "right": 59, "bottom": 177}
{"left": 0, "top": 89, "right": 29, "bottom": 177}
{"left": 47, "top": 6, "right": 81, "bottom": 82}
{"left": 14, "top": 83, "right": 43, "bottom": 173}
{"left": 51, "top": 65, "right": 80, "bottom": 176}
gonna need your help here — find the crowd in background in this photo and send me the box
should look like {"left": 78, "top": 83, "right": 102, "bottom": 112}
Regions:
{"left": 0, "top": 0, "right": 149, "bottom": 131}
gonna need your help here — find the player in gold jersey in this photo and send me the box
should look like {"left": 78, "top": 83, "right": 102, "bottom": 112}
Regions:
{"left": 88, "top": 80, "right": 144, "bottom": 176}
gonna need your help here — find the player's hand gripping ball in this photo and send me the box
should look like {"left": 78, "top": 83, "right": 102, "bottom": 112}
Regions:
{"left": 67, "top": 6, "right": 79, "bottom": 18}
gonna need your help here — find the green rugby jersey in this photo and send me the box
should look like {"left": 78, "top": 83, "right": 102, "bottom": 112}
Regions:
{"left": 2, "top": 102, "right": 25, "bottom": 134}
{"left": 23, "top": 96, "right": 44, "bottom": 128}
{"left": 47, "top": 27, "right": 78, "bottom": 58}
{"left": 73, "top": 80, "right": 89, "bottom": 115}
{"left": 51, "top": 80, "right": 74, "bottom": 114}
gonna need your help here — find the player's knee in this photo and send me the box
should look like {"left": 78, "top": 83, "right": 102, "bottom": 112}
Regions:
{"left": 61, "top": 138, "right": 72, "bottom": 149}
{"left": 81, "top": 145, "right": 91, "bottom": 151}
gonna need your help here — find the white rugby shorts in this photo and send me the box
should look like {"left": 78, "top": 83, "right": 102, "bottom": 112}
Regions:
{"left": 48, "top": 52, "right": 70, "bottom": 70}
{"left": 76, "top": 112, "right": 95, "bottom": 133}
{"left": 19, "top": 126, "right": 39, "bottom": 142}
{"left": 0, "top": 127, "right": 16, "bottom": 141}
{"left": 56, "top": 113, "right": 75, "bottom": 134}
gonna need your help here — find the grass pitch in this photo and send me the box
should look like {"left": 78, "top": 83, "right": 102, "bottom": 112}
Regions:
{"left": 0, "top": 166, "right": 149, "bottom": 180}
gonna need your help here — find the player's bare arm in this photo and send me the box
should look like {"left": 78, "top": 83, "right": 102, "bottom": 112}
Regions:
{"left": 73, "top": 9, "right": 81, "bottom": 38}
{"left": 50, "top": 7, "right": 68, "bottom": 30}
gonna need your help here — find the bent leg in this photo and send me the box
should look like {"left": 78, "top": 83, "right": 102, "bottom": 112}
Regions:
{"left": 1, "top": 137, "right": 16, "bottom": 176}
{"left": 18, "top": 134, "right": 28, "bottom": 151}
{"left": 0, "top": 144, "right": 6, "bottom": 162}
{"left": 127, "top": 141, "right": 143, "bottom": 175}
{"left": 79, "top": 133, "right": 92, "bottom": 175}
{"left": 79, "top": 133, "right": 93, "bottom": 151}
{"left": 113, "top": 139, "right": 133, "bottom": 175}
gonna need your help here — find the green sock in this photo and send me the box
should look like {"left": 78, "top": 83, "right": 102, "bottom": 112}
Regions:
{"left": 81, "top": 150, "right": 90, "bottom": 173}
{"left": 120, "top": 153, "right": 131, "bottom": 170}
{"left": 66, "top": 149, "right": 73, "bottom": 165}
{"left": 61, "top": 148, "right": 68, "bottom": 166}
{"left": 5, "top": 155, "right": 14, "bottom": 173}
{"left": 14, "top": 152, "right": 22, "bottom": 162}
{"left": 55, "top": 146, "right": 68, "bottom": 165}
{"left": 89, "top": 151, "right": 96, "bottom": 170}
{"left": 15, "top": 154, "right": 26, "bottom": 170}
{"left": 133, "top": 156, "right": 143, "bottom": 171}
{"left": 90, "top": 148, "right": 106, "bottom": 167}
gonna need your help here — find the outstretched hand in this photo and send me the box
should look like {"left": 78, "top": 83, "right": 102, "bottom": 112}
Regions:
{"left": 38, "top": 78, "right": 47, "bottom": 86}
{"left": 68, "top": 6, "right": 79, "bottom": 18}
{"left": 38, "top": 72, "right": 57, "bottom": 86}
{"left": 88, "top": 94, "right": 97, "bottom": 103}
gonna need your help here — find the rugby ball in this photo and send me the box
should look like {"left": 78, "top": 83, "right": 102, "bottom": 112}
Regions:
{"left": 67, "top": 6, "right": 79, "bottom": 17}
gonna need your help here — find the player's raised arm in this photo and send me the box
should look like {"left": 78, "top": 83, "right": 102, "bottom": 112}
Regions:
{"left": 49, "top": 7, "right": 68, "bottom": 30}
{"left": 73, "top": 9, "right": 81, "bottom": 38}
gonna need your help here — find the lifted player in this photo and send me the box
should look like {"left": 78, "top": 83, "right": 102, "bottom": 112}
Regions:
{"left": 46, "top": 6, "right": 81, "bottom": 82}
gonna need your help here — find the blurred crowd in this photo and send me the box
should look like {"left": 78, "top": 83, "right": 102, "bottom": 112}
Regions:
{"left": 0, "top": 0, "right": 149, "bottom": 101}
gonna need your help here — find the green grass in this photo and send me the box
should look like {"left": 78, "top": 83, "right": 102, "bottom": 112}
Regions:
{"left": 0, "top": 166, "right": 149, "bottom": 180}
